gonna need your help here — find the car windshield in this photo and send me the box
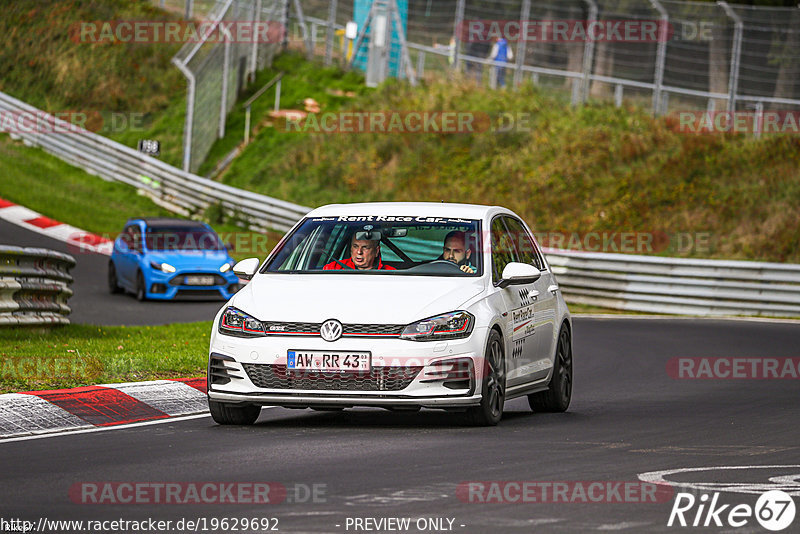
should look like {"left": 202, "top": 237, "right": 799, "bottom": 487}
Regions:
{"left": 264, "top": 217, "right": 482, "bottom": 275}
{"left": 145, "top": 226, "right": 223, "bottom": 251}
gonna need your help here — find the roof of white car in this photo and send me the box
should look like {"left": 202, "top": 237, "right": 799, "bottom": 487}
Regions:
{"left": 307, "top": 202, "right": 510, "bottom": 219}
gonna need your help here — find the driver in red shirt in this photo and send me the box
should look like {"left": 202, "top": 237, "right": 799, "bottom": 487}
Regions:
{"left": 324, "top": 232, "right": 396, "bottom": 271}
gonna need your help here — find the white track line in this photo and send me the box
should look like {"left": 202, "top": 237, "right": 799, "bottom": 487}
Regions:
{"left": 0, "top": 406, "right": 281, "bottom": 444}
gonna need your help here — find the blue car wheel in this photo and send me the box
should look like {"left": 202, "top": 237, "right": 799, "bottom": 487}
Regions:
{"left": 136, "top": 271, "right": 147, "bottom": 301}
{"left": 108, "top": 261, "right": 122, "bottom": 294}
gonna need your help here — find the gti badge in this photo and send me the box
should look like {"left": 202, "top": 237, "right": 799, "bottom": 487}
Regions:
{"left": 320, "top": 319, "right": 343, "bottom": 342}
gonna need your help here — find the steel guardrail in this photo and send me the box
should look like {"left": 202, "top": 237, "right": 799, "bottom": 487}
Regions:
{"left": 545, "top": 250, "right": 800, "bottom": 317}
{"left": 0, "top": 246, "right": 76, "bottom": 326}
{"left": 0, "top": 91, "right": 311, "bottom": 233}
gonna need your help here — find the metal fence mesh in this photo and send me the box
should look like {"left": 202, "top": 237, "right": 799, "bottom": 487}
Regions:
{"left": 299, "top": 0, "right": 800, "bottom": 112}
{"left": 171, "top": 0, "right": 284, "bottom": 173}
{"left": 161, "top": 0, "right": 800, "bottom": 171}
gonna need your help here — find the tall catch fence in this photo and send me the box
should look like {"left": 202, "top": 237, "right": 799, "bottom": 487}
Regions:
{"left": 297, "top": 0, "right": 800, "bottom": 115}
{"left": 170, "top": 0, "right": 288, "bottom": 173}
{"left": 161, "top": 0, "right": 799, "bottom": 172}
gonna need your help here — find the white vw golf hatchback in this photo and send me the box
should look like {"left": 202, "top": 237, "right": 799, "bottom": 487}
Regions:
{"left": 208, "top": 203, "right": 572, "bottom": 426}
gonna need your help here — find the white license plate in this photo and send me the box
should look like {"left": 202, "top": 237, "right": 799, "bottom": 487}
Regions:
{"left": 185, "top": 275, "right": 215, "bottom": 286}
{"left": 287, "top": 350, "right": 371, "bottom": 372}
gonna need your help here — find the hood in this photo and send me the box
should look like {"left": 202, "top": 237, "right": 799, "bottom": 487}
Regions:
{"left": 146, "top": 250, "right": 231, "bottom": 270}
{"left": 231, "top": 273, "right": 487, "bottom": 324}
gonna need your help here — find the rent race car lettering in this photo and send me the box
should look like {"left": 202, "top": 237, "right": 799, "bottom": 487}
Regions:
{"left": 336, "top": 215, "right": 456, "bottom": 223}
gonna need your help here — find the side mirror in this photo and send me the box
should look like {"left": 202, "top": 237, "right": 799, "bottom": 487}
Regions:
{"left": 498, "top": 262, "right": 541, "bottom": 288}
{"left": 233, "top": 258, "right": 260, "bottom": 280}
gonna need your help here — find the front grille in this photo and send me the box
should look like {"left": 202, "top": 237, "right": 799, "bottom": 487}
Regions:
{"left": 176, "top": 289, "right": 224, "bottom": 298}
{"left": 261, "top": 322, "right": 404, "bottom": 337}
{"left": 242, "top": 364, "right": 422, "bottom": 391}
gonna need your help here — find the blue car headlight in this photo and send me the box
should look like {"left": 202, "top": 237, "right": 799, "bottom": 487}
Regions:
{"left": 150, "top": 261, "right": 176, "bottom": 273}
{"left": 219, "top": 307, "right": 265, "bottom": 337}
{"left": 400, "top": 311, "right": 474, "bottom": 341}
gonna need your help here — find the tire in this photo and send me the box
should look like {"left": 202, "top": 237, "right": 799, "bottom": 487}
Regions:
{"left": 107, "top": 261, "right": 122, "bottom": 294}
{"left": 528, "top": 325, "right": 572, "bottom": 413}
{"left": 135, "top": 271, "right": 147, "bottom": 301}
{"left": 467, "top": 329, "right": 506, "bottom": 426}
{"left": 209, "top": 400, "right": 261, "bottom": 425}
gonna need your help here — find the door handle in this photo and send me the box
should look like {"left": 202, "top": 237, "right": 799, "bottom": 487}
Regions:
{"left": 547, "top": 284, "right": 559, "bottom": 294}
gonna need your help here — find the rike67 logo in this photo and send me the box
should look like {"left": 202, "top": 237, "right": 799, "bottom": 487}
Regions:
{"left": 668, "top": 490, "right": 796, "bottom": 531}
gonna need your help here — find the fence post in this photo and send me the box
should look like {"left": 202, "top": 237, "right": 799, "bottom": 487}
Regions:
{"left": 280, "top": 0, "right": 289, "bottom": 50}
{"left": 416, "top": 50, "right": 426, "bottom": 79}
{"left": 184, "top": 0, "right": 193, "bottom": 20}
{"left": 172, "top": 58, "right": 195, "bottom": 172}
{"left": 291, "top": 0, "right": 314, "bottom": 60}
{"left": 581, "top": 0, "right": 598, "bottom": 103}
{"left": 325, "top": 0, "right": 338, "bottom": 65}
{"left": 754, "top": 101, "right": 764, "bottom": 138}
{"left": 249, "top": 0, "right": 262, "bottom": 82}
{"left": 389, "top": 0, "right": 416, "bottom": 86}
{"left": 648, "top": 0, "right": 668, "bottom": 115}
{"left": 717, "top": 1, "right": 743, "bottom": 113}
{"left": 220, "top": 27, "right": 232, "bottom": 138}
{"left": 512, "top": 0, "right": 531, "bottom": 86}
{"left": 452, "top": 0, "right": 465, "bottom": 71}
{"left": 571, "top": 78, "right": 581, "bottom": 106}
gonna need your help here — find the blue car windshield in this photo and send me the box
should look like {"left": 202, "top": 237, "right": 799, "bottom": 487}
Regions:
{"left": 145, "top": 227, "right": 223, "bottom": 251}
{"left": 264, "top": 217, "right": 482, "bottom": 275}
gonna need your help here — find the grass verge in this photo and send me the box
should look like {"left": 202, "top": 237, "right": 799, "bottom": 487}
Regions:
{"left": 0, "top": 322, "right": 211, "bottom": 393}
{"left": 0, "top": 135, "right": 278, "bottom": 261}
{"left": 0, "top": 0, "right": 187, "bottom": 166}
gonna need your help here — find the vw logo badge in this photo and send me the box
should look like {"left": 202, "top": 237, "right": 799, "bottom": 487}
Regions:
{"left": 320, "top": 319, "right": 343, "bottom": 342}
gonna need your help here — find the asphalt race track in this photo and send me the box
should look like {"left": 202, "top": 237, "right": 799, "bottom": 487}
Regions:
{"left": 0, "top": 219, "right": 226, "bottom": 325}
{"left": 2, "top": 317, "right": 799, "bottom": 532}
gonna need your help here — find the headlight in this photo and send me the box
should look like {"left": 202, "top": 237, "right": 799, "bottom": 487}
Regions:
{"left": 150, "top": 261, "right": 176, "bottom": 273}
{"left": 219, "top": 307, "right": 265, "bottom": 337}
{"left": 400, "top": 311, "right": 474, "bottom": 341}
{"left": 220, "top": 262, "right": 232, "bottom": 273}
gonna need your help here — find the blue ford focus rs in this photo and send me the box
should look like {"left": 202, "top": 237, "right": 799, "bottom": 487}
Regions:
{"left": 108, "top": 217, "right": 239, "bottom": 301}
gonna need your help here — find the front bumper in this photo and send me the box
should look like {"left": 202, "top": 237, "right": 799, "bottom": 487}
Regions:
{"left": 207, "top": 328, "right": 488, "bottom": 409}
{"left": 207, "top": 391, "right": 482, "bottom": 409}
{"left": 145, "top": 269, "right": 240, "bottom": 300}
